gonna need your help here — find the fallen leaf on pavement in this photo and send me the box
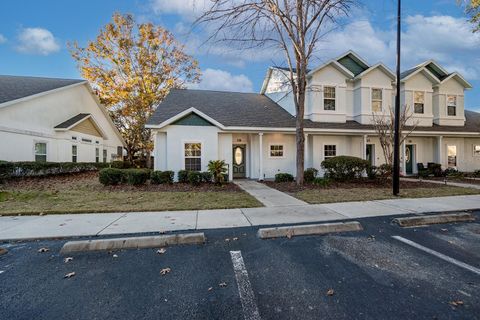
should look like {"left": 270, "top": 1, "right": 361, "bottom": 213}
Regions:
{"left": 156, "top": 248, "right": 167, "bottom": 254}
{"left": 38, "top": 247, "right": 49, "bottom": 253}
{"left": 219, "top": 282, "right": 227, "bottom": 287}
{"left": 112, "top": 254, "right": 118, "bottom": 258}
{"left": 224, "top": 238, "right": 231, "bottom": 242}
{"left": 64, "top": 257, "right": 73, "bottom": 263}
{"left": 232, "top": 237, "right": 239, "bottom": 241}
{"left": 441, "top": 228, "right": 448, "bottom": 232}
{"left": 326, "top": 289, "right": 335, "bottom": 296}
{"left": 64, "top": 272, "right": 76, "bottom": 279}
{"left": 160, "top": 268, "right": 171, "bottom": 275}
{"left": 208, "top": 287, "right": 213, "bottom": 291}
{"left": 449, "top": 300, "right": 464, "bottom": 307}
{"left": 286, "top": 230, "right": 293, "bottom": 239}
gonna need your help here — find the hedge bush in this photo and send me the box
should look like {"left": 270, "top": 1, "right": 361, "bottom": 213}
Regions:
{"left": 110, "top": 161, "right": 133, "bottom": 169}
{"left": 321, "top": 156, "right": 370, "bottom": 181}
{"left": 304, "top": 168, "right": 318, "bottom": 183}
{"left": 124, "top": 169, "right": 151, "bottom": 185}
{"left": 151, "top": 170, "right": 174, "bottom": 184}
{"left": 377, "top": 163, "right": 393, "bottom": 178}
{"left": 201, "top": 171, "right": 213, "bottom": 183}
{"left": 188, "top": 171, "right": 202, "bottom": 185}
{"left": 0, "top": 161, "right": 108, "bottom": 180}
{"left": 178, "top": 170, "right": 189, "bottom": 183}
{"left": 275, "top": 173, "right": 294, "bottom": 183}
{"left": 313, "top": 177, "right": 330, "bottom": 187}
{"left": 99, "top": 168, "right": 125, "bottom": 185}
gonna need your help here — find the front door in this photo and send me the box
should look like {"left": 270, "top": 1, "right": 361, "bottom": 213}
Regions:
{"left": 366, "top": 144, "right": 375, "bottom": 166}
{"left": 405, "top": 144, "right": 414, "bottom": 175}
{"left": 233, "top": 145, "right": 246, "bottom": 178}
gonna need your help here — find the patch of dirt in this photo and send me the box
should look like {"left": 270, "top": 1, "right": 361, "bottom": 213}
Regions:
{"left": 263, "top": 179, "right": 449, "bottom": 193}
{"left": 1, "top": 171, "right": 243, "bottom": 193}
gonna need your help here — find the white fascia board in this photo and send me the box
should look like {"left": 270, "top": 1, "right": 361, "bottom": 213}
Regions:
{"left": 354, "top": 63, "right": 395, "bottom": 80}
{"left": 402, "top": 67, "right": 440, "bottom": 84}
{"left": 145, "top": 107, "right": 226, "bottom": 130}
{"left": 260, "top": 67, "right": 274, "bottom": 94}
{"left": 307, "top": 60, "right": 355, "bottom": 79}
{"left": 438, "top": 72, "right": 473, "bottom": 89}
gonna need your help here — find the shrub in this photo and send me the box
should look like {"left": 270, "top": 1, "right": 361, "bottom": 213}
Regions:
{"left": 304, "top": 168, "right": 318, "bottom": 183}
{"left": 1, "top": 161, "right": 108, "bottom": 180}
{"left": 188, "top": 171, "right": 202, "bottom": 186}
{"left": 366, "top": 165, "right": 378, "bottom": 180}
{"left": 275, "top": 173, "right": 294, "bottom": 183}
{"left": 178, "top": 170, "right": 189, "bottom": 183}
{"left": 474, "top": 169, "right": 480, "bottom": 178}
{"left": 443, "top": 168, "right": 464, "bottom": 178}
{"left": 207, "top": 160, "right": 228, "bottom": 185}
{"left": 201, "top": 171, "right": 213, "bottom": 183}
{"left": 124, "top": 169, "right": 150, "bottom": 185}
{"left": 377, "top": 164, "right": 393, "bottom": 178}
{"left": 151, "top": 171, "right": 174, "bottom": 184}
{"left": 321, "top": 156, "right": 370, "bottom": 181}
{"left": 418, "top": 169, "right": 430, "bottom": 179}
{"left": 110, "top": 161, "right": 133, "bottom": 169}
{"left": 99, "top": 168, "right": 125, "bottom": 185}
{"left": 313, "top": 177, "right": 330, "bottom": 187}
{"left": 427, "top": 163, "right": 442, "bottom": 177}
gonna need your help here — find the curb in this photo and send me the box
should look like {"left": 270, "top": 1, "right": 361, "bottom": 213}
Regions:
{"left": 60, "top": 232, "right": 206, "bottom": 254}
{"left": 392, "top": 212, "right": 475, "bottom": 227}
{"left": 257, "top": 221, "right": 363, "bottom": 239}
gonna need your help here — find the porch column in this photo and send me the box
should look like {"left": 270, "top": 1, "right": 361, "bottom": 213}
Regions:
{"left": 437, "top": 136, "right": 443, "bottom": 169}
{"left": 258, "top": 132, "right": 264, "bottom": 180}
{"left": 304, "top": 133, "right": 309, "bottom": 168}
{"left": 362, "top": 135, "right": 368, "bottom": 160}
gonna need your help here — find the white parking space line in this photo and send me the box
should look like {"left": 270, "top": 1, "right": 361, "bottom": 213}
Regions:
{"left": 392, "top": 236, "right": 480, "bottom": 276}
{"left": 230, "top": 251, "right": 261, "bottom": 320}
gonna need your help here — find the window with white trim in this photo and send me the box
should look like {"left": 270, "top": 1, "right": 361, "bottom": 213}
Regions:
{"left": 95, "top": 148, "right": 100, "bottom": 163}
{"left": 184, "top": 143, "right": 201, "bottom": 171}
{"left": 324, "top": 145, "right": 336, "bottom": 160}
{"left": 447, "top": 95, "right": 457, "bottom": 116}
{"left": 371, "top": 88, "right": 382, "bottom": 112}
{"left": 323, "top": 86, "right": 336, "bottom": 111}
{"left": 72, "top": 145, "right": 78, "bottom": 163}
{"left": 270, "top": 145, "right": 284, "bottom": 158}
{"left": 414, "top": 91, "right": 424, "bottom": 114}
{"left": 103, "top": 149, "right": 107, "bottom": 163}
{"left": 474, "top": 145, "right": 480, "bottom": 157}
{"left": 35, "top": 142, "right": 47, "bottom": 162}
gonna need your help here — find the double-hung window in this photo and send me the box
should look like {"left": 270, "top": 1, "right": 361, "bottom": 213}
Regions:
{"left": 323, "top": 86, "right": 336, "bottom": 111}
{"left": 414, "top": 91, "right": 424, "bottom": 114}
{"left": 324, "top": 145, "right": 336, "bottom": 160}
{"left": 474, "top": 145, "right": 480, "bottom": 157}
{"left": 185, "top": 143, "right": 202, "bottom": 171}
{"left": 270, "top": 145, "right": 284, "bottom": 158}
{"left": 72, "top": 145, "right": 78, "bottom": 163}
{"left": 371, "top": 88, "right": 382, "bottom": 112}
{"left": 35, "top": 142, "right": 47, "bottom": 162}
{"left": 95, "top": 148, "right": 100, "bottom": 163}
{"left": 447, "top": 95, "right": 457, "bottom": 116}
{"left": 103, "top": 149, "right": 107, "bottom": 163}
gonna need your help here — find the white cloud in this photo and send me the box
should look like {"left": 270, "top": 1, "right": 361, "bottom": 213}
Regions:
{"left": 16, "top": 27, "right": 60, "bottom": 55}
{"left": 188, "top": 68, "right": 254, "bottom": 92}
{"left": 150, "top": 0, "right": 209, "bottom": 21}
{"left": 0, "top": 34, "right": 6, "bottom": 44}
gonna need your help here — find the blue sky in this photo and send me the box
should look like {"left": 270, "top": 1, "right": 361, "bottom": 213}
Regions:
{"left": 1, "top": 0, "right": 479, "bottom": 111}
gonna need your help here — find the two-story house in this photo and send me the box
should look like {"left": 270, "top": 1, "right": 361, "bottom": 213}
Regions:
{"left": 147, "top": 51, "right": 480, "bottom": 180}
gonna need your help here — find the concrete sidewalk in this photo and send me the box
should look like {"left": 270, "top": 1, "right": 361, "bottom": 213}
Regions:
{"left": 1, "top": 194, "right": 479, "bottom": 241}
{"left": 402, "top": 177, "right": 480, "bottom": 190}
{"left": 233, "top": 180, "right": 307, "bottom": 207}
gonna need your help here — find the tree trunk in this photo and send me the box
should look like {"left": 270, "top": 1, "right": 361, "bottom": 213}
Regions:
{"left": 295, "top": 81, "right": 306, "bottom": 185}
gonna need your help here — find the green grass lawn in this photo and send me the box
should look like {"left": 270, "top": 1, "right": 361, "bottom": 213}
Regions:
{"left": 0, "top": 172, "right": 262, "bottom": 215}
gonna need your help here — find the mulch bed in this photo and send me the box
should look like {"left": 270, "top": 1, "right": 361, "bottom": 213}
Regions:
{"left": 263, "top": 178, "right": 451, "bottom": 193}
{"left": 1, "top": 171, "right": 243, "bottom": 193}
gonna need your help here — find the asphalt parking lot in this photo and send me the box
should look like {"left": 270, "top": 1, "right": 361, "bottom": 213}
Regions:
{"left": 1, "top": 211, "right": 479, "bottom": 320}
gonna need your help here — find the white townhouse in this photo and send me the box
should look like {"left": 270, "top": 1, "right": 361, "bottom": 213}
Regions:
{"left": 146, "top": 51, "right": 480, "bottom": 180}
{"left": 0, "top": 75, "right": 125, "bottom": 163}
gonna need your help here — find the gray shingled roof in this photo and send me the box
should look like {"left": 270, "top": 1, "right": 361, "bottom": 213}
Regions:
{"left": 54, "top": 113, "right": 90, "bottom": 129}
{"left": 0, "top": 75, "right": 85, "bottom": 105}
{"left": 147, "top": 89, "right": 480, "bottom": 133}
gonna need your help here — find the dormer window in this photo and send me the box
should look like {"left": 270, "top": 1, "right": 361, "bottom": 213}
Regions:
{"left": 414, "top": 91, "right": 424, "bottom": 114}
{"left": 371, "top": 88, "right": 382, "bottom": 112}
{"left": 447, "top": 95, "right": 457, "bottom": 116}
{"left": 323, "top": 86, "right": 336, "bottom": 111}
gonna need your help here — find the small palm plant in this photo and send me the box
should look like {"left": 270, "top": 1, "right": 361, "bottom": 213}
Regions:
{"left": 208, "top": 160, "right": 228, "bottom": 185}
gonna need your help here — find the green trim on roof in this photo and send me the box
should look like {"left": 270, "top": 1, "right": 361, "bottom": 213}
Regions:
{"left": 337, "top": 55, "right": 369, "bottom": 76}
{"left": 171, "top": 113, "right": 214, "bottom": 126}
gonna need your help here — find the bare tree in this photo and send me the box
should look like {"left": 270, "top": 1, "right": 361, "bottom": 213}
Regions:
{"left": 371, "top": 105, "right": 418, "bottom": 166}
{"left": 195, "top": 0, "right": 356, "bottom": 185}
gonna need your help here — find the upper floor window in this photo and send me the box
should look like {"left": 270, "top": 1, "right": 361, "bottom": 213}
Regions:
{"left": 270, "top": 145, "right": 284, "bottom": 158}
{"left": 324, "top": 145, "right": 336, "bottom": 160}
{"left": 371, "top": 88, "right": 382, "bottom": 112}
{"left": 323, "top": 86, "right": 336, "bottom": 111}
{"left": 185, "top": 143, "right": 202, "bottom": 171}
{"left": 447, "top": 95, "right": 457, "bottom": 116}
{"left": 35, "top": 142, "right": 47, "bottom": 162}
{"left": 72, "top": 145, "right": 78, "bottom": 163}
{"left": 414, "top": 91, "right": 424, "bottom": 114}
